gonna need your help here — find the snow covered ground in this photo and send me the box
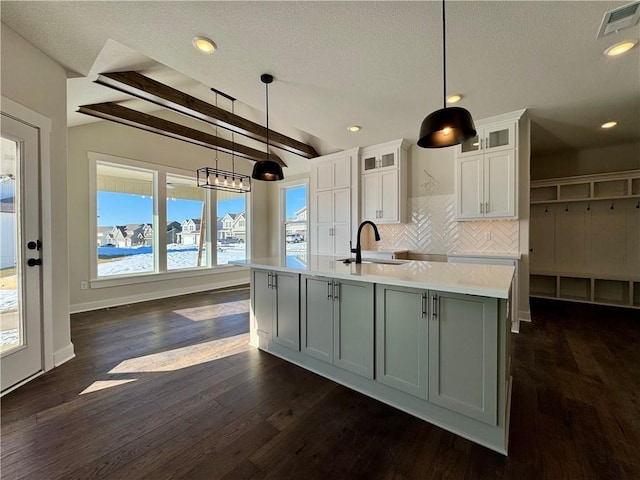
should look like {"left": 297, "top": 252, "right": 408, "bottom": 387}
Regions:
{"left": 99, "top": 244, "right": 248, "bottom": 276}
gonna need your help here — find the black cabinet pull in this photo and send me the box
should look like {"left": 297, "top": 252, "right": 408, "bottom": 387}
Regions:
{"left": 27, "top": 258, "right": 42, "bottom": 267}
{"left": 27, "top": 240, "right": 41, "bottom": 250}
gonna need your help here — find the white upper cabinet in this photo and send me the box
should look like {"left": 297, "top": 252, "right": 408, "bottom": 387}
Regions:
{"left": 360, "top": 139, "right": 409, "bottom": 224}
{"left": 310, "top": 148, "right": 359, "bottom": 255}
{"left": 455, "top": 111, "right": 525, "bottom": 220}
{"left": 458, "top": 120, "right": 516, "bottom": 158}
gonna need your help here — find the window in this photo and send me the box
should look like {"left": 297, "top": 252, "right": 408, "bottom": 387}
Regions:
{"left": 92, "top": 153, "right": 249, "bottom": 282}
{"left": 216, "top": 191, "right": 247, "bottom": 265}
{"left": 281, "top": 183, "right": 308, "bottom": 257}
{"left": 96, "top": 162, "right": 155, "bottom": 277}
{"left": 166, "top": 174, "right": 207, "bottom": 270}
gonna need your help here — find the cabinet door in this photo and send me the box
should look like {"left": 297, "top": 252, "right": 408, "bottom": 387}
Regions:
{"left": 362, "top": 173, "right": 379, "bottom": 221}
{"left": 252, "top": 269, "right": 273, "bottom": 339}
{"left": 273, "top": 272, "right": 300, "bottom": 351}
{"left": 456, "top": 155, "right": 483, "bottom": 219}
{"left": 333, "top": 156, "right": 352, "bottom": 189}
{"left": 484, "top": 150, "right": 516, "bottom": 218}
{"left": 314, "top": 190, "right": 333, "bottom": 255}
{"left": 313, "top": 160, "right": 334, "bottom": 191}
{"left": 376, "top": 285, "right": 428, "bottom": 398}
{"left": 484, "top": 121, "right": 515, "bottom": 153}
{"left": 377, "top": 148, "right": 397, "bottom": 171}
{"left": 428, "top": 291, "right": 498, "bottom": 425}
{"left": 379, "top": 169, "right": 399, "bottom": 223}
{"left": 301, "top": 276, "right": 334, "bottom": 363}
{"left": 459, "top": 133, "right": 481, "bottom": 157}
{"left": 334, "top": 280, "right": 374, "bottom": 378}
{"left": 333, "top": 188, "right": 352, "bottom": 256}
{"left": 361, "top": 148, "right": 379, "bottom": 174}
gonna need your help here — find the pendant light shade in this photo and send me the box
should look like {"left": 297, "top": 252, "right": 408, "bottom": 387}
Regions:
{"left": 252, "top": 73, "right": 285, "bottom": 181}
{"left": 418, "top": 0, "right": 476, "bottom": 149}
{"left": 417, "top": 106, "right": 476, "bottom": 148}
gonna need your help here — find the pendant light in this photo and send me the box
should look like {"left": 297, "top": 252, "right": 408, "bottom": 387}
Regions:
{"left": 197, "top": 91, "right": 251, "bottom": 193}
{"left": 418, "top": 0, "right": 476, "bottom": 148}
{"left": 252, "top": 74, "right": 284, "bottom": 181}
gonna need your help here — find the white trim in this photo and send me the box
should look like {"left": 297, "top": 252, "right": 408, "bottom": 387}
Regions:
{"left": 519, "top": 310, "right": 531, "bottom": 322}
{"left": 0, "top": 96, "right": 55, "bottom": 372}
{"left": 53, "top": 343, "right": 75, "bottom": 366}
{"left": 70, "top": 277, "right": 250, "bottom": 314}
{"left": 90, "top": 264, "right": 247, "bottom": 288}
{"left": 278, "top": 178, "right": 309, "bottom": 258}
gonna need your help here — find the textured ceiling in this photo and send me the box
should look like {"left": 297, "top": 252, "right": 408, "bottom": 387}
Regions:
{"left": 2, "top": 1, "right": 639, "bottom": 160}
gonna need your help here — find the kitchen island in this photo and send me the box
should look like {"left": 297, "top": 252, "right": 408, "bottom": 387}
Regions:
{"left": 235, "top": 255, "right": 514, "bottom": 454}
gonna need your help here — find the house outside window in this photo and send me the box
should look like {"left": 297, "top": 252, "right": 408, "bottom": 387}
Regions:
{"left": 280, "top": 183, "right": 308, "bottom": 258}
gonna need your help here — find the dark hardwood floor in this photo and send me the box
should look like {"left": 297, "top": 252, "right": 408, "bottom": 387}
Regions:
{"left": 2, "top": 288, "right": 639, "bottom": 479}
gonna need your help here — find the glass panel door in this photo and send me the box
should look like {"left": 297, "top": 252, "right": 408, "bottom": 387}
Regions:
{"left": 1, "top": 137, "right": 20, "bottom": 354}
{"left": 1, "top": 114, "right": 42, "bottom": 393}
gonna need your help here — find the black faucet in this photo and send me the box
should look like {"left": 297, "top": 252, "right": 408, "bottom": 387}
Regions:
{"left": 351, "top": 220, "right": 381, "bottom": 264}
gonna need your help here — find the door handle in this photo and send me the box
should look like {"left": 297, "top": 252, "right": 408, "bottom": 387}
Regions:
{"left": 27, "top": 240, "right": 42, "bottom": 251}
{"left": 272, "top": 273, "right": 277, "bottom": 289}
{"left": 333, "top": 281, "right": 339, "bottom": 301}
{"left": 421, "top": 293, "right": 427, "bottom": 318}
{"left": 267, "top": 272, "right": 272, "bottom": 289}
{"left": 327, "top": 280, "right": 332, "bottom": 300}
{"left": 480, "top": 202, "right": 483, "bottom": 214}
{"left": 27, "top": 258, "right": 42, "bottom": 267}
{"left": 485, "top": 202, "right": 489, "bottom": 213}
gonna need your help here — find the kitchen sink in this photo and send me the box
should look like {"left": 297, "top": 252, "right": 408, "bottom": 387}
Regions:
{"left": 337, "top": 258, "right": 409, "bottom": 265}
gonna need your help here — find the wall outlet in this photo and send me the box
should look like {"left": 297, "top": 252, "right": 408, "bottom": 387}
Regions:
{"left": 80, "top": 281, "right": 88, "bottom": 290}
{"left": 484, "top": 232, "right": 491, "bottom": 240}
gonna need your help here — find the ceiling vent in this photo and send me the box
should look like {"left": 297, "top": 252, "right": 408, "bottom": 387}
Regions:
{"left": 597, "top": 1, "right": 640, "bottom": 38}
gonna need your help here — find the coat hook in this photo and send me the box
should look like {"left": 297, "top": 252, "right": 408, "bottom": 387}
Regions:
{"left": 565, "top": 204, "right": 569, "bottom": 212}
{"left": 545, "top": 205, "right": 548, "bottom": 213}
{"left": 636, "top": 201, "right": 639, "bottom": 209}
{"left": 610, "top": 202, "right": 614, "bottom": 210}
{"left": 586, "top": 203, "right": 590, "bottom": 211}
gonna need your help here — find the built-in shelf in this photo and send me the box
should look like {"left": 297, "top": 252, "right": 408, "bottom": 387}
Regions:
{"left": 531, "top": 170, "right": 640, "bottom": 204}
{"left": 530, "top": 272, "right": 639, "bottom": 309}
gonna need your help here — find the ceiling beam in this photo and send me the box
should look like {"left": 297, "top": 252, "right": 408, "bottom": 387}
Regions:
{"left": 95, "top": 71, "right": 318, "bottom": 159}
{"left": 77, "top": 102, "right": 286, "bottom": 166}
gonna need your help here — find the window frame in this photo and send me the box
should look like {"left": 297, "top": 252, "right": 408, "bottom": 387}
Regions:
{"left": 88, "top": 152, "right": 248, "bottom": 288}
{"left": 279, "top": 178, "right": 309, "bottom": 258}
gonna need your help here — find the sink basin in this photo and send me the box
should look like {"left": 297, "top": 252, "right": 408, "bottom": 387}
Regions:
{"left": 337, "top": 258, "right": 409, "bottom": 265}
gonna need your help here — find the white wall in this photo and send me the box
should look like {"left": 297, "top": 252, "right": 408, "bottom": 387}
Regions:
{"left": 68, "top": 117, "right": 263, "bottom": 311}
{"left": 1, "top": 24, "right": 71, "bottom": 360}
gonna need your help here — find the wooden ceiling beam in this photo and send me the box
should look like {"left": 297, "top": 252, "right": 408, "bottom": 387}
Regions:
{"left": 95, "top": 71, "right": 318, "bottom": 159}
{"left": 77, "top": 102, "right": 286, "bottom": 166}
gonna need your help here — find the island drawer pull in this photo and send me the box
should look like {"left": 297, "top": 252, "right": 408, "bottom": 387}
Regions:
{"left": 432, "top": 295, "right": 438, "bottom": 319}
{"left": 333, "top": 281, "right": 339, "bottom": 300}
{"left": 272, "top": 274, "right": 277, "bottom": 289}
{"left": 327, "top": 280, "right": 332, "bottom": 300}
{"left": 421, "top": 293, "right": 427, "bottom": 318}
{"left": 267, "top": 272, "right": 272, "bottom": 289}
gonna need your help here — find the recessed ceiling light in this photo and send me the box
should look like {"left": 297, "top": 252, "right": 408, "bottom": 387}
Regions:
{"left": 601, "top": 121, "right": 618, "bottom": 129}
{"left": 446, "top": 94, "right": 462, "bottom": 104}
{"left": 604, "top": 40, "right": 637, "bottom": 56}
{"left": 348, "top": 125, "right": 361, "bottom": 132}
{"left": 192, "top": 36, "right": 217, "bottom": 54}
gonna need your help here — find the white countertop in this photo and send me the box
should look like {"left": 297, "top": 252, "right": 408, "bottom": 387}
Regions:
{"left": 233, "top": 255, "right": 514, "bottom": 299}
{"left": 448, "top": 252, "right": 521, "bottom": 260}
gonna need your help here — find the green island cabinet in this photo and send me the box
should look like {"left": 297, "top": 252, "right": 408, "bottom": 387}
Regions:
{"left": 250, "top": 266, "right": 511, "bottom": 454}
{"left": 376, "top": 285, "right": 499, "bottom": 425}
{"left": 301, "top": 275, "right": 374, "bottom": 379}
{"left": 250, "top": 268, "right": 300, "bottom": 351}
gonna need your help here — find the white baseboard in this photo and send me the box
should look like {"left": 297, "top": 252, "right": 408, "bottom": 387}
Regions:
{"left": 69, "top": 279, "right": 249, "bottom": 314}
{"left": 53, "top": 343, "right": 75, "bottom": 367}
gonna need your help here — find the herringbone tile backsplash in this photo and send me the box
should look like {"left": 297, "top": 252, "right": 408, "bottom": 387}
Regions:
{"left": 367, "top": 195, "right": 519, "bottom": 255}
